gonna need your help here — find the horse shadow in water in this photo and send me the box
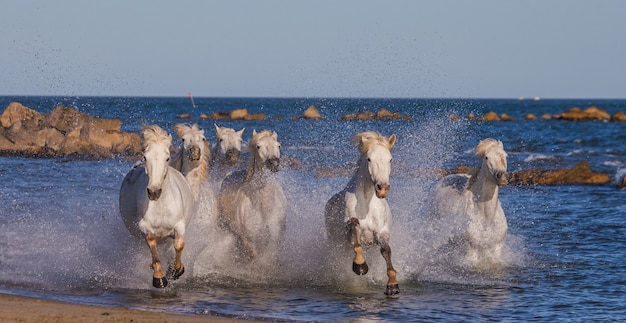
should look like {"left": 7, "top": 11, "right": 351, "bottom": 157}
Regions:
{"left": 217, "top": 130, "right": 286, "bottom": 267}
{"left": 119, "top": 125, "right": 195, "bottom": 288}
{"left": 430, "top": 138, "right": 510, "bottom": 270}
{"left": 324, "top": 131, "right": 400, "bottom": 295}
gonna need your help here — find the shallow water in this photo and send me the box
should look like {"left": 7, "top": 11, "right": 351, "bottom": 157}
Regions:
{"left": 0, "top": 97, "right": 625, "bottom": 321}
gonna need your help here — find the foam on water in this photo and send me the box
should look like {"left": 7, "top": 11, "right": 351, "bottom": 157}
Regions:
{"left": 0, "top": 112, "right": 529, "bottom": 296}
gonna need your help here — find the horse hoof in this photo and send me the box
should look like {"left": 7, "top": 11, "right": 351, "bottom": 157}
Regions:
{"left": 153, "top": 276, "right": 168, "bottom": 288}
{"left": 167, "top": 266, "right": 185, "bottom": 280}
{"left": 384, "top": 284, "right": 400, "bottom": 295}
{"left": 352, "top": 262, "right": 369, "bottom": 275}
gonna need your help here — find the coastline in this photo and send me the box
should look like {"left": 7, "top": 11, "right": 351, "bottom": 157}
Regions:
{"left": 0, "top": 292, "right": 259, "bottom": 323}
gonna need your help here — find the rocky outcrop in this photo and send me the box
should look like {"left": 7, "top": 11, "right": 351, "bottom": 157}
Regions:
{"left": 555, "top": 106, "right": 611, "bottom": 121}
{"left": 460, "top": 105, "right": 626, "bottom": 122}
{"left": 509, "top": 161, "right": 610, "bottom": 185}
{"left": 302, "top": 105, "right": 321, "bottom": 119}
{"left": 0, "top": 102, "right": 141, "bottom": 159}
{"left": 340, "top": 109, "right": 412, "bottom": 121}
{"left": 200, "top": 108, "right": 266, "bottom": 121}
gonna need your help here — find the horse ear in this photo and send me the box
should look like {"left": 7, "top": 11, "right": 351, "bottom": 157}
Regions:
{"left": 272, "top": 131, "right": 278, "bottom": 140}
{"left": 388, "top": 134, "right": 397, "bottom": 150}
{"left": 253, "top": 129, "right": 258, "bottom": 136}
{"left": 237, "top": 128, "right": 245, "bottom": 137}
{"left": 214, "top": 123, "right": 221, "bottom": 135}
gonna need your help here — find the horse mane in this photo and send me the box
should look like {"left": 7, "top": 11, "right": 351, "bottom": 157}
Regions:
{"left": 142, "top": 125, "right": 171, "bottom": 149}
{"left": 352, "top": 131, "right": 395, "bottom": 154}
{"left": 249, "top": 130, "right": 276, "bottom": 149}
{"left": 173, "top": 123, "right": 201, "bottom": 139}
{"left": 467, "top": 138, "right": 504, "bottom": 190}
{"left": 474, "top": 138, "right": 503, "bottom": 157}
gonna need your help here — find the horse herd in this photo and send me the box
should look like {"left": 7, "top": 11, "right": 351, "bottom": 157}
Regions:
{"left": 119, "top": 124, "right": 510, "bottom": 295}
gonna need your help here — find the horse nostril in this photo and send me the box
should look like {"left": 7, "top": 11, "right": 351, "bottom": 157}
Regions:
{"left": 147, "top": 188, "right": 162, "bottom": 200}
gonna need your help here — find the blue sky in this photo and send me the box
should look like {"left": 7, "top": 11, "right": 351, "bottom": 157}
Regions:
{"left": 1, "top": 1, "right": 625, "bottom": 98}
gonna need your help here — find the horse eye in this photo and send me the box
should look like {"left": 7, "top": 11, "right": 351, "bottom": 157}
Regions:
{"left": 485, "top": 156, "right": 489, "bottom": 160}
{"left": 257, "top": 145, "right": 260, "bottom": 149}
{"left": 219, "top": 138, "right": 223, "bottom": 142}
{"left": 166, "top": 157, "right": 170, "bottom": 162}
{"left": 367, "top": 158, "right": 371, "bottom": 162}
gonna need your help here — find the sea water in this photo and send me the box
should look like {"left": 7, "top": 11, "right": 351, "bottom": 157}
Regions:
{"left": 0, "top": 96, "right": 624, "bottom": 321}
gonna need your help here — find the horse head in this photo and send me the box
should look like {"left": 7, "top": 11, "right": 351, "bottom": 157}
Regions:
{"left": 142, "top": 125, "right": 173, "bottom": 201}
{"left": 251, "top": 129, "right": 281, "bottom": 173}
{"left": 475, "top": 138, "right": 508, "bottom": 186}
{"left": 354, "top": 131, "right": 397, "bottom": 199}
{"left": 174, "top": 123, "right": 209, "bottom": 165}
{"left": 214, "top": 124, "right": 244, "bottom": 166}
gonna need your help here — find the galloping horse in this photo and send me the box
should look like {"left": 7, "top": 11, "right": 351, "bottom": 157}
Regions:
{"left": 169, "top": 123, "right": 210, "bottom": 200}
{"left": 432, "top": 138, "right": 509, "bottom": 268}
{"left": 325, "top": 131, "right": 399, "bottom": 295}
{"left": 119, "top": 125, "right": 194, "bottom": 288}
{"left": 209, "top": 124, "right": 244, "bottom": 188}
{"left": 217, "top": 130, "right": 286, "bottom": 261}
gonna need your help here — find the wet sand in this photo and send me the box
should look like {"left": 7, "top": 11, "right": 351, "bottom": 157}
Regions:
{"left": 0, "top": 292, "right": 260, "bottom": 323}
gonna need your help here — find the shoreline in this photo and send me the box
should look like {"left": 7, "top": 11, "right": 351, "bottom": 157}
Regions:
{"left": 0, "top": 292, "right": 260, "bottom": 323}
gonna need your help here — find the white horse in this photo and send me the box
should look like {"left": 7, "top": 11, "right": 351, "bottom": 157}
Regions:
{"left": 169, "top": 123, "right": 211, "bottom": 200}
{"left": 119, "top": 125, "right": 195, "bottom": 288}
{"left": 325, "top": 131, "right": 399, "bottom": 295}
{"left": 217, "top": 130, "right": 286, "bottom": 261}
{"left": 432, "top": 138, "right": 509, "bottom": 268}
{"left": 209, "top": 124, "right": 244, "bottom": 188}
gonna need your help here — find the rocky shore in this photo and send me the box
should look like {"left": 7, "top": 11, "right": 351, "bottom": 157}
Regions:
{"left": 0, "top": 102, "right": 141, "bottom": 159}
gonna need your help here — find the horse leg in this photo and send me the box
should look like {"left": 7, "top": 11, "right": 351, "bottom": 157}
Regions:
{"left": 146, "top": 233, "right": 167, "bottom": 288}
{"left": 379, "top": 237, "right": 400, "bottom": 295}
{"left": 167, "top": 234, "right": 185, "bottom": 280}
{"left": 348, "top": 218, "right": 368, "bottom": 275}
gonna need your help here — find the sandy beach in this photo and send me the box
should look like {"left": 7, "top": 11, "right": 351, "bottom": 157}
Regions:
{"left": 0, "top": 292, "right": 259, "bottom": 323}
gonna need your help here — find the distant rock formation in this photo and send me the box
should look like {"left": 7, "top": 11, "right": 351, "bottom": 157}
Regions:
{"left": 457, "top": 105, "right": 626, "bottom": 122}
{"left": 340, "top": 108, "right": 412, "bottom": 121}
{"left": 200, "top": 108, "right": 266, "bottom": 121}
{"left": 555, "top": 106, "right": 611, "bottom": 121}
{"left": 302, "top": 105, "right": 321, "bottom": 119}
{"left": 443, "top": 162, "right": 609, "bottom": 185}
{"left": 509, "top": 161, "right": 610, "bottom": 185}
{"left": 0, "top": 102, "right": 141, "bottom": 159}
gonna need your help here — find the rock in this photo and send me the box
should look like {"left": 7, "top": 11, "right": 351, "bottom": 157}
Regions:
{"left": 303, "top": 105, "right": 321, "bottom": 119}
{"left": 339, "top": 109, "right": 410, "bottom": 121}
{"left": 509, "top": 161, "right": 610, "bottom": 185}
{"left": 525, "top": 113, "right": 537, "bottom": 120}
{"left": 557, "top": 106, "right": 610, "bottom": 121}
{"left": 541, "top": 113, "right": 552, "bottom": 120}
{"left": 584, "top": 106, "right": 610, "bottom": 120}
{"left": 204, "top": 112, "right": 230, "bottom": 119}
{"left": 480, "top": 111, "right": 500, "bottom": 121}
{"left": 230, "top": 108, "right": 248, "bottom": 120}
{"left": 243, "top": 113, "right": 266, "bottom": 120}
{"left": 377, "top": 109, "right": 396, "bottom": 119}
{"left": 612, "top": 111, "right": 626, "bottom": 122}
{"left": 47, "top": 105, "right": 121, "bottom": 133}
{"left": 177, "top": 114, "right": 193, "bottom": 119}
{"left": 0, "top": 102, "right": 45, "bottom": 129}
{"left": 500, "top": 113, "right": 515, "bottom": 121}
{"left": 448, "top": 114, "right": 461, "bottom": 121}
{"left": 0, "top": 102, "right": 141, "bottom": 159}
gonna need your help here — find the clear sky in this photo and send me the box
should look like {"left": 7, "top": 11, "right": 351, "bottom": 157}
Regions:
{"left": 1, "top": 1, "right": 625, "bottom": 98}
